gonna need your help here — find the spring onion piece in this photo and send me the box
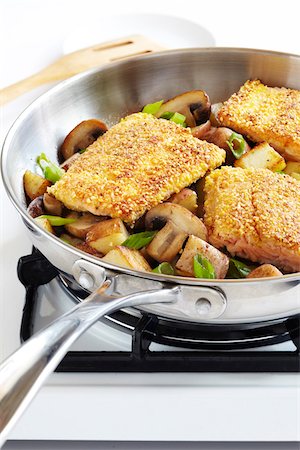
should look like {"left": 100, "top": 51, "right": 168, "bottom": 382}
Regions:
{"left": 226, "top": 132, "right": 246, "bottom": 159}
{"left": 38, "top": 215, "right": 77, "bottom": 226}
{"left": 276, "top": 170, "right": 285, "bottom": 174}
{"left": 152, "top": 262, "right": 174, "bottom": 275}
{"left": 227, "top": 258, "right": 252, "bottom": 279}
{"left": 142, "top": 100, "right": 164, "bottom": 115}
{"left": 122, "top": 231, "right": 157, "bottom": 250}
{"left": 193, "top": 254, "right": 215, "bottom": 279}
{"left": 160, "top": 111, "right": 187, "bottom": 127}
{"left": 36, "top": 153, "right": 64, "bottom": 183}
{"left": 79, "top": 148, "right": 87, "bottom": 154}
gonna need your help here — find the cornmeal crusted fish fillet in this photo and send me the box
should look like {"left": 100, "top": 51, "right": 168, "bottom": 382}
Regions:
{"left": 49, "top": 113, "right": 225, "bottom": 223}
{"left": 204, "top": 167, "right": 300, "bottom": 273}
{"left": 218, "top": 80, "right": 300, "bottom": 162}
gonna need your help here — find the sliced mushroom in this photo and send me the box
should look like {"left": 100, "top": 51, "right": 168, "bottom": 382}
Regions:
{"left": 156, "top": 91, "right": 211, "bottom": 128}
{"left": 64, "top": 211, "right": 106, "bottom": 239}
{"left": 247, "top": 264, "right": 283, "bottom": 278}
{"left": 169, "top": 188, "right": 198, "bottom": 214}
{"left": 60, "top": 119, "right": 108, "bottom": 161}
{"left": 60, "top": 153, "right": 81, "bottom": 171}
{"left": 43, "top": 193, "right": 63, "bottom": 216}
{"left": 202, "top": 127, "right": 251, "bottom": 165}
{"left": 191, "top": 120, "right": 212, "bottom": 139}
{"left": 209, "top": 103, "right": 223, "bottom": 126}
{"left": 146, "top": 221, "right": 188, "bottom": 263}
{"left": 145, "top": 203, "right": 207, "bottom": 240}
{"left": 175, "top": 235, "right": 230, "bottom": 279}
{"left": 27, "top": 196, "right": 45, "bottom": 218}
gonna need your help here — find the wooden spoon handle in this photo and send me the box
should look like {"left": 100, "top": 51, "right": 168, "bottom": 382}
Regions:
{"left": 0, "top": 69, "right": 67, "bottom": 106}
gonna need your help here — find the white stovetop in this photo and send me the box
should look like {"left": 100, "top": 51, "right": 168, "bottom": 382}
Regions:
{"left": 0, "top": 0, "right": 300, "bottom": 448}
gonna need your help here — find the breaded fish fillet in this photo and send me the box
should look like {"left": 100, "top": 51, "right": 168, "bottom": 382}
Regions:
{"left": 218, "top": 80, "right": 300, "bottom": 162}
{"left": 49, "top": 113, "right": 225, "bottom": 223}
{"left": 204, "top": 167, "right": 300, "bottom": 273}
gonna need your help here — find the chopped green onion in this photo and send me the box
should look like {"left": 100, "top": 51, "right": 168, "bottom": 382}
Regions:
{"left": 38, "top": 215, "right": 77, "bottom": 226}
{"left": 160, "top": 111, "right": 187, "bottom": 127}
{"left": 226, "top": 258, "right": 252, "bottom": 279}
{"left": 79, "top": 148, "right": 86, "bottom": 154}
{"left": 193, "top": 254, "right": 215, "bottom": 279}
{"left": 152, "top": 262, "right": 174, "bottom": 275}
{"left": 276, "top": 170, "right": 285, "bottom": 174}
{"left": 36, "top": 153, "right": 64, "bottom": 183}
{"left": 122, "top": 231, "right": 157, "bottom": 250}
{"left": 142, "top": 100, "right": 164, "bottom": 115}
{"left": 226, "top": 132, "right": 246, "bottom": 159}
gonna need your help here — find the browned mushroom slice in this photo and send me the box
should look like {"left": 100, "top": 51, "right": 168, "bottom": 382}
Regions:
{"left": 247, "top": 264, "right": 283, "bottom": 278}
{"left": 145, "top": 203, "right": 207, "bottom": 240}
{"left": 168, "top": 188, "right": 198, "bottom": 214}
{"left": 27, "top": 196, "right": 45, "bottom": 218}
{"left": 60, "top": 153, "right": 81, "bottom": 171}
{"left": 202, "top": 127, "right": 251, "bottom": 165}
{"left": 209, "top": 103, "right": 223, "bottom": 126}
{"left": 60, "top": 119, "right": 108, "bottom": 161}
{"left": 43, "top": 193, "right": 63, "bottom": 216}
{"left": 191, "top": 120, "right": 211, "bottom": 139}
{"left": 64, "top": 212, "right": 105, "bottom": 239}
{"left": 146, "top": 221, "right": 188, "bottom": 263}
{"left": 156, "top": 91, "right": 211, "bottom": 128}
{"left": 175, "top": 235, "right": 229, "bottom": 279}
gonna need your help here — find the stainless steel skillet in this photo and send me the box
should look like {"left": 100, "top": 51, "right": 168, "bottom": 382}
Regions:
{"left": 0, "top": 48, "right": 300, "bottom": 444}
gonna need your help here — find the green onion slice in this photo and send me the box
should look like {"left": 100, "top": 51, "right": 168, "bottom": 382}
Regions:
{"left": 142, "top": 100, "right": 164, "bottom": 115}
{"left": 227, "top": 258, "right": 252, "bottom": 279}
{"left": 122, "top": 231, "right": 157, "bottom": 250}
{"left": 38, "top": 215, "right": 77, "bottom": 226}
{"left": 226, "top": 132, "right": 246, "bottom": 159}
{"left": 36, "top": 153, "right": 64, "bottom": 183}
{"left": 79, "top": 148, "right": 86, "bottom": 154}
{"left": 193, "top": 254, "right": 216, "bottom": 279}
{"left": 152, "top": 262, "right": 174, "bottom": 275}
{"left": 160, "top": 111, "right": 187, "bottom": 127}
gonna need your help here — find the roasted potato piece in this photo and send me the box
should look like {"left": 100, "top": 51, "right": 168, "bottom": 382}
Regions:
{"left": 102, "top": 246, "right": 151, "bottom": 271}
{"left": 75, "top": 242, "right": 103, "bottom": 257}
{"left": 34, "top": 216, "right": 54, "bottom": 234}
{"left": 23, "top": 170, "right": 51, "bottom": 201}
{"left": 169, "top": 188, "right": 198, "bottom": 214}
{"left": 235, "top": 142, "right": 286, "bottom": 172}
{"left": 247, "top": 264, "right": 283, "bottom": 278}
{"left": 146, "top": 221, "right": 188, "bottom": 262}
{"left": 175, "top": 235, "right": 229, "bottom": 279}
{"left": 65, "top": 212, "right": 104, "bottom": 239}
{"left": 43, "top": 193, "right": 63, "bottom": 216}
{"left": 86, "top": 218, "right": 129, "bottom": 255}
{"left": 60, "top": 233, "right": 83, "bottom": 246}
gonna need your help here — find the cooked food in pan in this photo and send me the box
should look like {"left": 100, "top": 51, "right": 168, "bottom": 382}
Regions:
{"left": 24, "top": 80, "right": 300, "bottom": 279}
{"left": 49, "top": 113, "right": 225, "bottom": 224}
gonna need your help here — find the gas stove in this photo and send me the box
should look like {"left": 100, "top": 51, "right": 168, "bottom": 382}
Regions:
{"left": 5, "top": 248, "right": 299, "bottom": 443}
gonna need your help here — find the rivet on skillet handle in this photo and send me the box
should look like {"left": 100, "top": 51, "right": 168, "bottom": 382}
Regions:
{"left": 72, "top": 259, "right": 227, "bottom": 320}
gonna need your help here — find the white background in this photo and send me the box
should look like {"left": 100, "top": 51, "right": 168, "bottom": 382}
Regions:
{"left": 0, "top": 0, "right": 300, "bottom": 449}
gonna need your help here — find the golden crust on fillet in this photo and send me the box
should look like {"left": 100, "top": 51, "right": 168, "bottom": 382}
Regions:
{"left": 204, "top": 167, "right": 300, "bottom": 272}
{"left": 218, "top": 80, "right": 300, "bottom": 162}
{"left": 49, "top": 113, "right": 225, "bottom": 223}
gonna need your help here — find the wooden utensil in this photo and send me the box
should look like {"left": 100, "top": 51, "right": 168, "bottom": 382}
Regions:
{"left": 0, "top": 35, "right": 164, "bottom": 105}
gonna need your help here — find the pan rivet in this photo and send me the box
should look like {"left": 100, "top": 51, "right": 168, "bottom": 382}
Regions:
{"left": 78, "top": 271, "right": 95, "bottom": 290}
{"left": 195, "top": 298, "right": 211, "bottom": 315}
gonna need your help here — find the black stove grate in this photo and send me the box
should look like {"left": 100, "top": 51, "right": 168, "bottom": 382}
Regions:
{"left": 18, "top": 249, "right": 300, "bottom": 373}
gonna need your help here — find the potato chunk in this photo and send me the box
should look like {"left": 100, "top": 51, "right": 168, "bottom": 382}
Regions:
{"left": 86, "top": 218, "right": 129, "bottom": 255}
{"left": 169, "top": 188, "right": 198, "bottom": 214}
{"left": 175, "top": 235, "right": 229, "bottom": 279}
{"left": 24, "top": 170, "right": 51, "bottom": 200}
{"left": 102, "top": 246, "right": 151, "bottom": 271}
{"left": 34, "top": 216, "right": 54, "bottom": 234}
{"left": 235, "top": 142, "right": 286, "bottom": 172}
{"left": 247, "top": 264, "right": 283, "bottom": 278}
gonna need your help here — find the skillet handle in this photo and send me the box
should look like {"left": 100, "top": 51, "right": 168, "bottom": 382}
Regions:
{"left": 0, "top": 281, "right": 180, "bottom": 446}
